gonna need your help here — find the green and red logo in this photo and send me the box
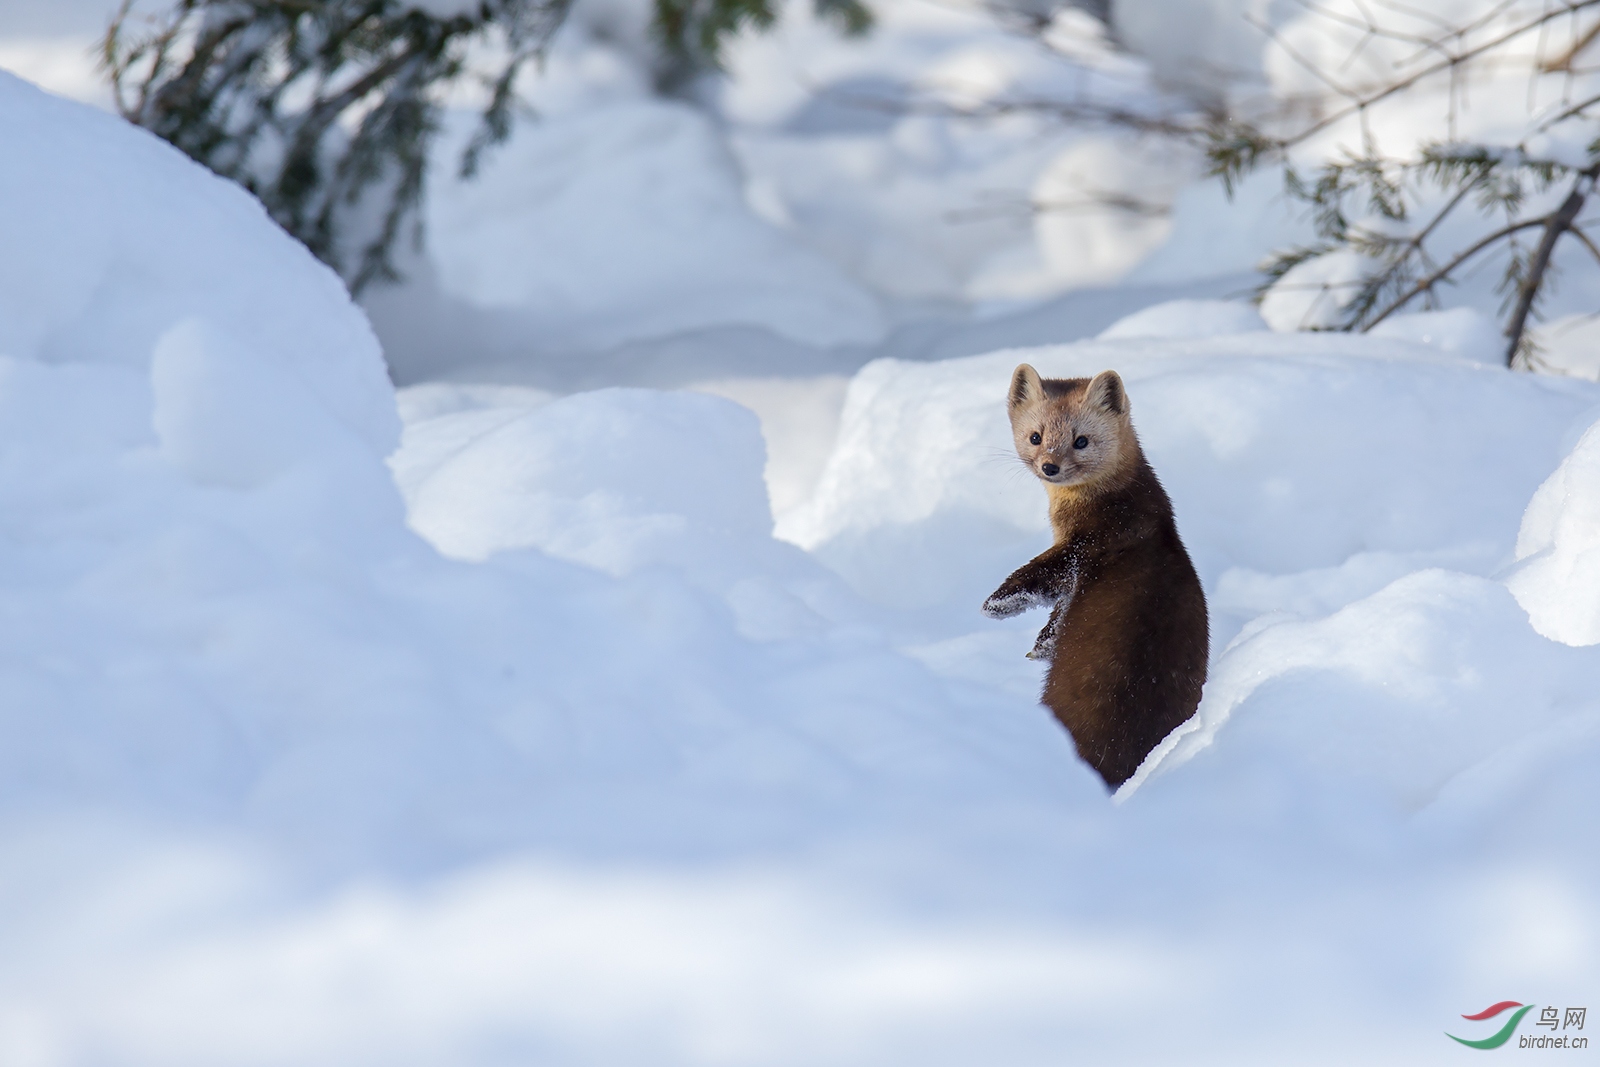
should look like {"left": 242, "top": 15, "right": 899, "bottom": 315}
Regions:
{"left": 1448, "top": 1002, "right": 1589, "bottom": 1049}
{"left": 1448, "top": 1002, "right": 1535, "bottom": 1049}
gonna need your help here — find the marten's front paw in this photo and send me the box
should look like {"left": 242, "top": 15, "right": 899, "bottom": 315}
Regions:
{"left": 981, "top": 577, "right": 1051, "bottom": 618}
{"left": 1024, "top": 623, "right": 1058, "bottom": 660}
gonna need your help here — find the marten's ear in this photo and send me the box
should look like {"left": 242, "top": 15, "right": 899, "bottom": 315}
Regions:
{"left": 1009, "top": 364, "right": 1046, "bottom": 411}
{"left": 1085, "top": 370, "right": 1128, "bottom": 416}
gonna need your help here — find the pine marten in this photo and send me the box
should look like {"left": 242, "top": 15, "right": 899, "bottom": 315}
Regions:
{"left": 982, "top": 365, "right": 1208, "bottom": 789}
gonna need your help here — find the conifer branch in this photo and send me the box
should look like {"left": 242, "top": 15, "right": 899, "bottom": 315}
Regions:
{"left": 1502, "top": 167, "right": 1599, "bottom": 362}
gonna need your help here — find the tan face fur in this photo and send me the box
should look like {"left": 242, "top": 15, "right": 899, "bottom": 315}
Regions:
{"left": 1007, "top": 365, "right": 1136, "bottom": 491}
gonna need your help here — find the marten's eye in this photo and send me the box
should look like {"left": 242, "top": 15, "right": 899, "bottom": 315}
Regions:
{"left": 1029, "top": 432, "right": 1041, "bottom": 445}
{"left": 1073, "top": 435, "right": 1089, "bottom": 450}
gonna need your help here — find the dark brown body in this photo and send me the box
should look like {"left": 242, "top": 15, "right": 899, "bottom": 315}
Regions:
{"left": 984, "top": 367, "right": 1207, "bottom": 789}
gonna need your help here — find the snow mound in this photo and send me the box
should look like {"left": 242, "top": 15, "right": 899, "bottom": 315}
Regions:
{"left": 424, "top": 100, "right": 887, "bottom": 350}
{"left": 0, "top": 72, "right": 396, "bottom": 455}
{"left": 152, "top": 319, "right": 386, "bottom": 494}
{"left": 395, "top": 387, "right": 773, "bottom": 569}
{"left": 1098, "top": 298, "right": 1266, "bottom": 339}
{"left": 1368, "top": 308, "right": 1504, "bottom": 366}
{"left": 0, "top": 73, "right": 460, "bottom": 852}
{"left": 1150, "top": 569, "right": 1600, "bottom": 804}
{"left": 1508, "top": 416, "right": 1600, "bottom": 645}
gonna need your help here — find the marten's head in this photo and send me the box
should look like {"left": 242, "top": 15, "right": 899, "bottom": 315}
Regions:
{"left": 1006, "top": 364, "right": 1138, "bottom": 490}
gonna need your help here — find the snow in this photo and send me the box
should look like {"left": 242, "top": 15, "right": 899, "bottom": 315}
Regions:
{"left": 1529, "top": 313, "right": 1600, "bottom": 380}
{"left": 1368, "top": 308, "right": 1506, "bottom": 366}
{"left": 1509, "top": 418, "right": 1600, "bottom": 646}
{"left": 423, "top": 101, "right": 887, "bottom": 351}
{"left": 718, "top": 0, "right": 1176, "bottom": 305}
{"left": 1124, "top": 164, "right": 1313, "bottom": 288}
{"left": 1097, "top": 298, "right": 1266, "bottom": 339}
{"left": 2, "top": 1, "right": 1600, "bottom": 1062}
{"left": 1155, "top": 567, "right": 1600, "bottom": 804}
{"left": 0, "top": 75, "right": 397, "bottom": 455}
{"left": 395, "top": 387, "right": 774, "bottom": 567}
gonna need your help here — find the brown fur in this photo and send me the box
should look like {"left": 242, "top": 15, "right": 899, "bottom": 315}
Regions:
{"left": 983, "top": 365, "right": 1208, "bottom": 789}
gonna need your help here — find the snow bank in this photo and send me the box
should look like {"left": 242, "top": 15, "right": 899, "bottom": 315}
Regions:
{"left": 1368, "top": 308, "right": 1505, "bottom": 366}
{"left": 0, "top": 74, "right": 397, "bottom": 455}
{"left": 1508, "top": 418, "right": 1600, "bottom": 645}
{"left": 395, "top": 387, "right": 772, "bottom": 568}
{"left": 1156, "top": 569, "right": 1600, "bottom": 805}
{"left": 1097, "top": 298, "right": 1266, "bottom": 339}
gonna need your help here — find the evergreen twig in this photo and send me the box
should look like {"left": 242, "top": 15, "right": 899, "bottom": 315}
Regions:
{"left": 1208, "top": 0, "right": 1600, "bottom": 366}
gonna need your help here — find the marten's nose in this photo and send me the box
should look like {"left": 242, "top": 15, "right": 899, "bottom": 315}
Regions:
{"left": 1041, "top": 462, "right": 1060, "bottom": 476}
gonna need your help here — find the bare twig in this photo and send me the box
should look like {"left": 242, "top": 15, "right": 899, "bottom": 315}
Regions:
{"left": 1533, "top": 87, "right": 1600, "bottom": 129}
{"left": 1542, "top": 12, "right": 1600, "bottom": 69}
{"left": 1566, "top": 222, "right": 1600, "bottom": 264}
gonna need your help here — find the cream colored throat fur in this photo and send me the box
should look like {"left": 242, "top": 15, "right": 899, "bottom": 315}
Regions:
{"left": 1045, "top": 483, "right": 1091, "bottom": 543}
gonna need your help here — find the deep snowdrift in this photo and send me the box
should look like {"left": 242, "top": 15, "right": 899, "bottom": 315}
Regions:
{"left": 2, "top": 63, "right": 1600, "bottom": 1067}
